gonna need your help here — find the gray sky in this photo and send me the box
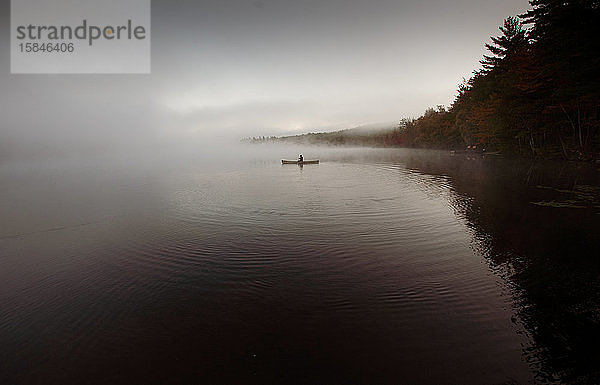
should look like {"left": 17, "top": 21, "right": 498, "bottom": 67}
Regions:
{"left": 0, "top": 0, "right": 530, "bottom": 160}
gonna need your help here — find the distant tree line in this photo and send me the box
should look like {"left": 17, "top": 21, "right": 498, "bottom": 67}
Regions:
{"left": 244, "top": 129, "right": 393, "bottom": 146}
{"left": 241, "top": 136, "right": 280, "bottom": 143}
{"left": 250, "top": 0, "right": 600, "bottom": 160}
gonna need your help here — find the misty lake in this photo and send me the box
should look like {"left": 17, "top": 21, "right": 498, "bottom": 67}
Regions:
{"left": 1, "top": 146, "right": 599, "bottom": 384}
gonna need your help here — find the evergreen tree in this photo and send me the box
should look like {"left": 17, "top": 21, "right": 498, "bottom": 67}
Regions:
{"left": 480, "top": 17, "right": 527, "bottom": 73}
{"left": 521, "top": 0, "right": 600, "bottom": 154}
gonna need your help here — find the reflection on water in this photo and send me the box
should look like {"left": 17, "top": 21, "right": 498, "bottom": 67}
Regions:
{"left": 404, "top": 154, "right": 600, "bottom": 385}
{"left": 0, "top": 147, "right": 598, "bottom": 384}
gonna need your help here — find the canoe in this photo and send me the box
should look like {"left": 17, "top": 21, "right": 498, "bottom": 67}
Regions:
{"left": 281, "top": 160, "right": 319, "bottom": 164}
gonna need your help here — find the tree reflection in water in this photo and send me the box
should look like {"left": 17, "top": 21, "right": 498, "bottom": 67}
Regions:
{"left": 400, "top": 152, "right": 600, "bottom": 384}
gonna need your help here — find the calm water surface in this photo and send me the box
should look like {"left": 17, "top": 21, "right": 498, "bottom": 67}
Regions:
{"left": 1, "top": 147, "right": 598, "bottom": 384}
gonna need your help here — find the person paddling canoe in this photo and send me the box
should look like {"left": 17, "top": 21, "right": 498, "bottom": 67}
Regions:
{"left": 298, "top": 154, "right": 304, "bottom": 162}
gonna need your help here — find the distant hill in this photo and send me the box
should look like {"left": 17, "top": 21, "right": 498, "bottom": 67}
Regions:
{"left": 243, "top": 122, "right": 397, "bottom": 146}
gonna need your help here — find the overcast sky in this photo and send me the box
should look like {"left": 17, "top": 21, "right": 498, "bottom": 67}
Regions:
{"left": 0, "top": 0, "right": 530, "bottom": 160}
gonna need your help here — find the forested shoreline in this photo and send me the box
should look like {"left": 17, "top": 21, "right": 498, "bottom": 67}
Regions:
{"left": 248, "top": 1, "right": 600, "bottom": 161}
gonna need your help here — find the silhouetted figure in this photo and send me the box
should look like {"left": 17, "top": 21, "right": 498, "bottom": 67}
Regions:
{"left": 298, "top": 154, "right": 304, "bottom": 162}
